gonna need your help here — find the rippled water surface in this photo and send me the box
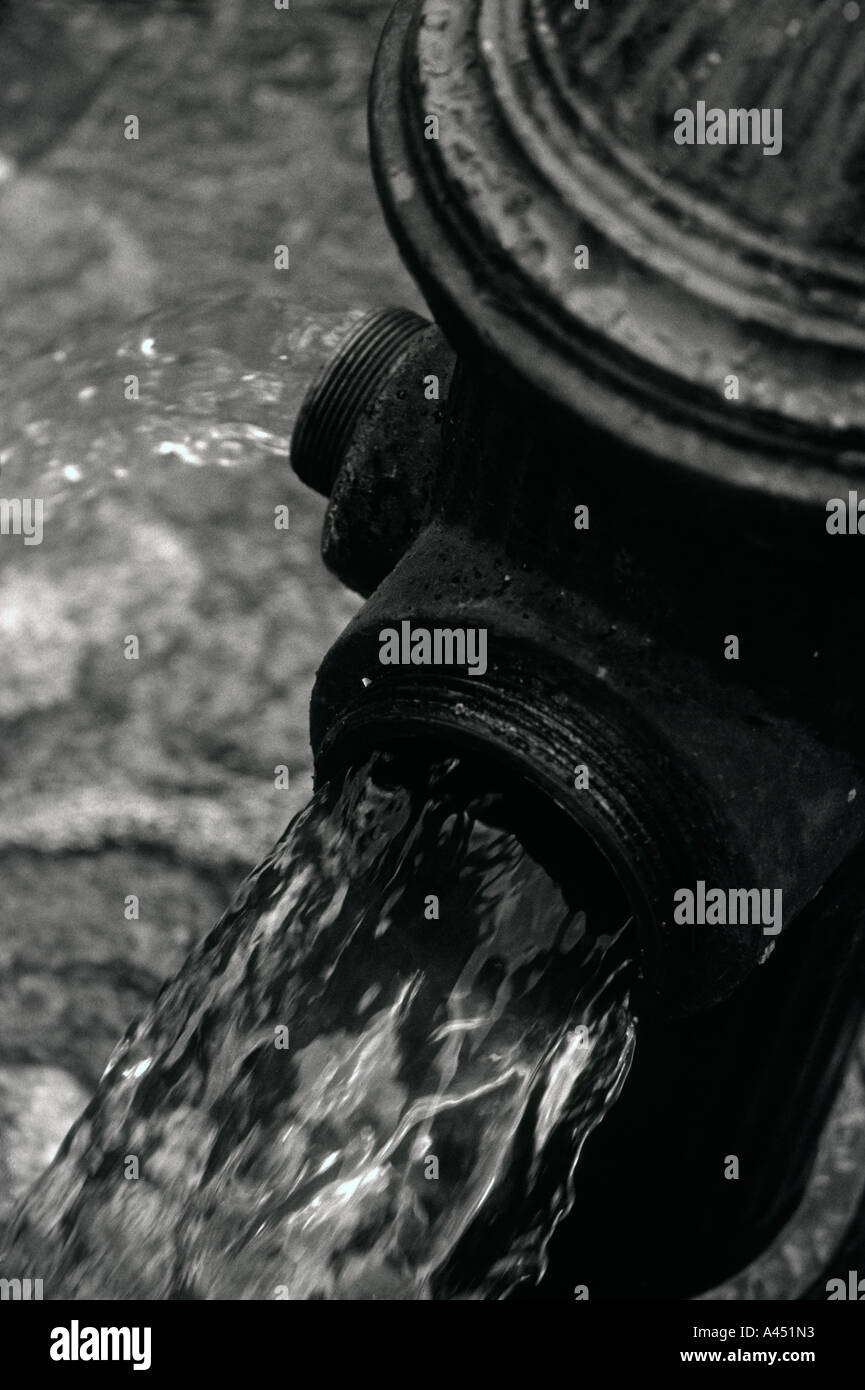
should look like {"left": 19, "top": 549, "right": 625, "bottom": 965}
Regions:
{"left": 1, "top": 752, "right": 636, "bottom": 1299}
{"left": 1, "top": 294, "right": 369, "bottom": 502}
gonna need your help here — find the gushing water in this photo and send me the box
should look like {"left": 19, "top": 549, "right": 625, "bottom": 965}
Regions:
{"left": 1, "top": 752, "right": 636, "bottom": 1300}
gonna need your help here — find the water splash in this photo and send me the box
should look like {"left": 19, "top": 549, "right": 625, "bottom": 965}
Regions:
{"left": 0, "top": 293, "right": 368, "bottom": 509}
{"left": 1, "top": 752, "right": 636, "bottom": 1300}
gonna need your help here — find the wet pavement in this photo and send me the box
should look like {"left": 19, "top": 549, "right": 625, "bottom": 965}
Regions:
{"left": 0, "top": 0, "right": 420, "bottom": 1218}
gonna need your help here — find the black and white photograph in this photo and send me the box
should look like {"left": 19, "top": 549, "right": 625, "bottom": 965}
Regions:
{"left": 0, "top": 0, "right": 863, "bottom": 1366}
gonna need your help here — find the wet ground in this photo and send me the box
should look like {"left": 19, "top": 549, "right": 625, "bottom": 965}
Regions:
{"left": 0, "top": 0, "right": 421, "bottom": 1222}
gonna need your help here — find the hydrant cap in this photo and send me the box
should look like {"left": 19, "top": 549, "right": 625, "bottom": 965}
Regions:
{"left": 371, "top": 0, "right": 865, "bottom": 511}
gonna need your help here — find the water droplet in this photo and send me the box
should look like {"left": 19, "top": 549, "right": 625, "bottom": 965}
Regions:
{"left": 122, "top": 1057, "right": 152, "bottom": 1081}
{"left": 157, "top": 440, "right": 200, "bottom": 465}
{"left": 392, "top": 171, "right": 415, "bottom": 204}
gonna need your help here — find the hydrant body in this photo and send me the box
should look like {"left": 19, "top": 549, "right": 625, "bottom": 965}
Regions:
{"left": 291, "top": 0, "right": 865, "bottom": 1296}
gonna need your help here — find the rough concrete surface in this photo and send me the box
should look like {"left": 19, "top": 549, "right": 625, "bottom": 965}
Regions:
{"left": 0, "top": 0, "right": 420, "bottom": 1220}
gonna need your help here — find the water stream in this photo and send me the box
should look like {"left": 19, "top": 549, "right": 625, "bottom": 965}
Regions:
{"left": 1, "top": 750, "right": 636, "bottom": 1299}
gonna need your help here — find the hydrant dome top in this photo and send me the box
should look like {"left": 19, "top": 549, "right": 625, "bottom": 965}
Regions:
{"left": 547, "top": 0, "right": 865, "bottom": 263}
{"left": 370, "top": 0, "right": 865, "bottom": 511}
